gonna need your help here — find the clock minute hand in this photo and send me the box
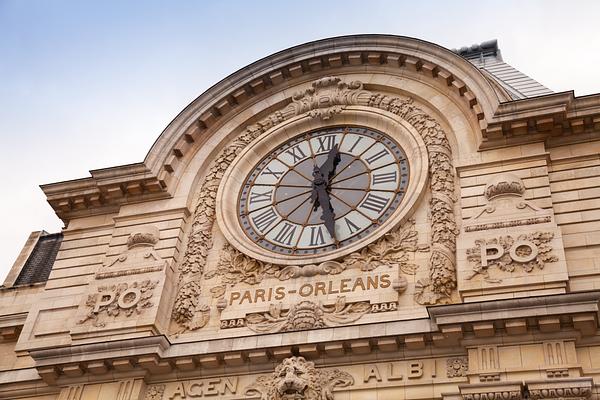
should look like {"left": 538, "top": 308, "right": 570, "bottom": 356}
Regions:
{"left": 316, "top": 184, "right": 336, "bottom": 240}
{"left": 311, "top": 167, "right": 335, "bottom": 239}
{"left": 312, "top": 145, "right": 340, "bottom": 241}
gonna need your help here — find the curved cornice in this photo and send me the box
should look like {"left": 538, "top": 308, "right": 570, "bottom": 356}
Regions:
{"left": 41, "top": 34, "right": 600, "bottom": 222}
{"left": 145, "top": 34, "right": 500, "bottom": 174}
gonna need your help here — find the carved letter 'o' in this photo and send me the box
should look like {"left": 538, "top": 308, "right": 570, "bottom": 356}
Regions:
{"left": 509, "top": 240, "right": 538, "bottom": 263}
{"left": 118, "top": 288, "right": 142, "bottom": 309}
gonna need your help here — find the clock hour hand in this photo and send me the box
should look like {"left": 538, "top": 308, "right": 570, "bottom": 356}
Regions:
{"left": 316, "top": 184, "right": 336, "bottom": 240}
{"left": 311, "top": 165, "right": 336, "bottom": 241}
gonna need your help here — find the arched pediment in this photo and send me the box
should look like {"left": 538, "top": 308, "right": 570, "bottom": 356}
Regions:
{"left": 147, "top": 35, "right": 503, "bottom": 194}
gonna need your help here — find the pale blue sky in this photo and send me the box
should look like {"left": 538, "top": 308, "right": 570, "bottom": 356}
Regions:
{"left": 1, "top": 0, "right": 599, "bottom": 280}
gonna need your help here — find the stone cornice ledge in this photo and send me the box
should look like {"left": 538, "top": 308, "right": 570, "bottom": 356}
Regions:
{"left": 25, "top": 293, "right": 600, "bottom": 385}
{"left": 428, "top": 291, "right": 600, "bottom": 332}
{"left": 40, "top": 162, "right": 169, "bottom": 223}
{"left": 31, "top": 336, "right": 170, "bottom": 367}
{"left": 526, "top": 377, "right": 593, "bottom": 400}
{"left": 483, "top": 91, "right": 600, "bottom": 149}
{"left": 459, "top": 381, "right": 524, "bottom": 400}
{"left": 0, "top": 367, "right": 60, "bottom": 397}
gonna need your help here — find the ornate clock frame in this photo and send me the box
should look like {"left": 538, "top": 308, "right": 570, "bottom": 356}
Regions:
{"left": 173, "top": 77, "right": 458, "bottom": 332}
{"left": 216, "top": 110, "right": 429, "bottom": 265}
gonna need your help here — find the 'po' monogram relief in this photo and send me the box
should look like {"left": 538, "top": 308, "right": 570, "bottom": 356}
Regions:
{"left": 78, "top": 280, "right": 158, "bottom": 327}
{"left": 466, "top": 232, "right": 558, "bottom": 283}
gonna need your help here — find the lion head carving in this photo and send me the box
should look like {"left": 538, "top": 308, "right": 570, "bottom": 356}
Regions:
{"left": 245, "top": 356, "right": 353, "bottom": 400}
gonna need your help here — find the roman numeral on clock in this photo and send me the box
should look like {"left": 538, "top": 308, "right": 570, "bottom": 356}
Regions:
{"left": 309, "top": 226, "right": 325, "bottom": 246}
{"left": 359, "top": 193, "right": 389, "bottom": 213}
{"left": 365, "top": 148, "right": 390, "bottom": 165}
{"left": 316, "top": 135, "right": 336, "bottom": 152}
{"left": 348, "top": 136, "right": 363, "bottom": 153}
{"left": 372, "top": 171, "right": 397, "bottom": 185}
{"left": 251, "top": 207, "right": 278, "bottom": 232}
{"left": 249, "top": 189, "right": 273, "bottom": 204}
{"left": 344, "top": 217, "right": 361, "bottom": 234}
{"left": 284, "top": 145, "right": 307, "bottom": 163}
{"left": 273, "top": 223, "right": 297, "bottom": 246}
{"left": 261, "top": 166, "right": 283, "bottom": 179}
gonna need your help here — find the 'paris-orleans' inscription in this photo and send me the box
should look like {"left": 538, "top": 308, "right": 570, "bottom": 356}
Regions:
{"left": 227, "top": 272, "right": 392, "bottom": 306}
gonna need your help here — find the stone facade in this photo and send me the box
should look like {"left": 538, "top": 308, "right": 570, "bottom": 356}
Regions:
{"left": 2, "top": 35, "right": 600, "bottom": 400}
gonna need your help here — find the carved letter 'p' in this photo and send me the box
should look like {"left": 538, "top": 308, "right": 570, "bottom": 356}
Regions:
{"left": 480, "top": 243, "right": 504, "bottom": 267}
{"left": 94, "top": 293, "right": 115, "bottom": 313}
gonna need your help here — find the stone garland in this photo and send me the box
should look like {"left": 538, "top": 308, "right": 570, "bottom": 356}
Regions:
{"left": 171, "top": 76, "right": 458, "bottom": 331}
{"left": 366, "top": 92, "right": 458, "bottom": 304}
{"left": 171, "top": 129, "right": 268, "bottom": 331}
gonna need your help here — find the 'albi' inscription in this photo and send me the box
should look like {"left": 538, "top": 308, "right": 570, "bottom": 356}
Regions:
{"left": 363, "top": 361, "right": 431, "bottom": 383}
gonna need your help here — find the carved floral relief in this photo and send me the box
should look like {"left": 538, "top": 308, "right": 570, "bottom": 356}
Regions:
{"left": 209, "top": 219, "right": 425, "bottom": 286}
{"left": 245, "top": 356, "right": 354, "bottom": 400}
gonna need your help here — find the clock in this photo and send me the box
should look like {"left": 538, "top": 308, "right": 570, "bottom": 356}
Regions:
{"left": 217, "top": 119, "right": 426, "bottom": 266}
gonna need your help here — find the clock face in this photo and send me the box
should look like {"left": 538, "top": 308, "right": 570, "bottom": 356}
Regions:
{"left": 238, "top": 126, "right": 409, "bottom": 256}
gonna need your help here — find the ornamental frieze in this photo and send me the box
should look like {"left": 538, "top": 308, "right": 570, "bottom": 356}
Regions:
{"left": 208, "top": 218, "right": 425, "bottom": 286}
{"left": 149, "top": 356, "right": 464, "bottom": 399}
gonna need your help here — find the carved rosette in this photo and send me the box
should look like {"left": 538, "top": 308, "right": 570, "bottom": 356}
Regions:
{"left": 144, "top": 385, "right": 165, "bottom": 400}
{"left": 447, "top": 357, "right": 468, "bottom": 378}
{"left": 245, "top": 356, "right": 354, "bottom": 400}
{"left": 172, "top": 76, "right": 458, "bottom": 330}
